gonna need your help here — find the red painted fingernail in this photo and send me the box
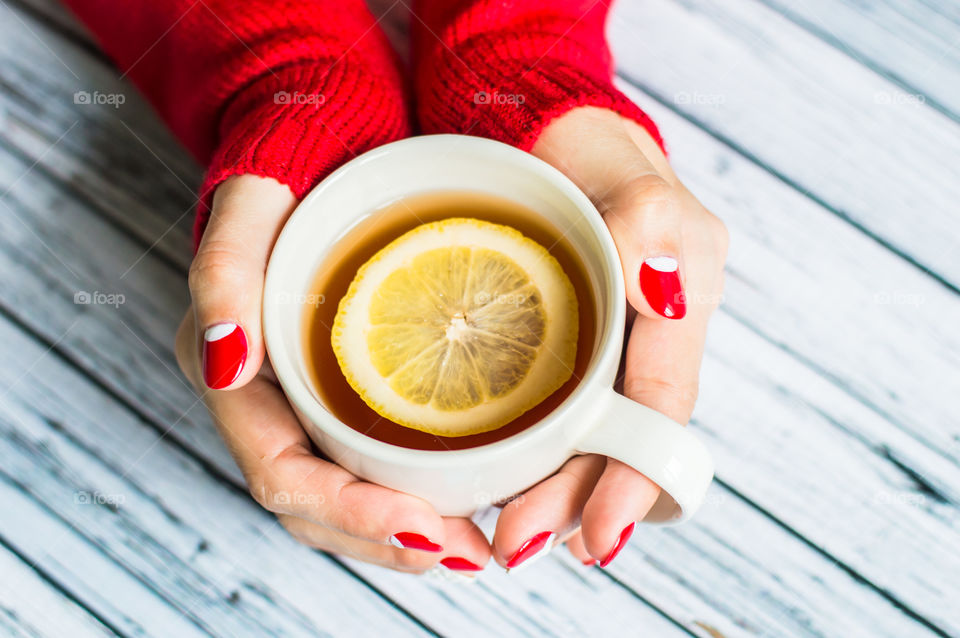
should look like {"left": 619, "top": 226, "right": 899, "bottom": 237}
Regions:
{"left": 440, "top": 557, "right": 484, "bottom": 572}
{"left": 640, "top": 257, "right": 686, "bottom": 319}
{"left": 390, "top": 532, "right": 443, "bottom": 553}
{"left": 582, "top": 559, "right": 598, "bottom": 567}
{"left": 202, "top": 323, "right": 247, "bottom": 389}
{"left": 505, "top": 531, "right": 556, "bottom": 570}
{"left": 599, "top": 522, "right": 636, "bottom": 568}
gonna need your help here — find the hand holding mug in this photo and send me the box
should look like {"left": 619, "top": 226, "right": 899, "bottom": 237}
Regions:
{"left": 175, "top": 176, "right": 491, "bottom": 574}
{"left": 489, "top": 107, "right": 729, "bottom": 568}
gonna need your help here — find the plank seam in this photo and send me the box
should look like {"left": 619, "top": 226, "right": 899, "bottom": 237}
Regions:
{"left": 0, "top": 531, "right": 126, "bottom": 638}
{"left": 617, "top": 70, "right": 960, "bottom": 297}
{"left": 719, "top": 299, "right": 960, "bottom": 482}
{"left": 751, "top": 0, "right": 960, "bottom": 125}
{"left": 0, "top": 136, "right": 192, "bottom": 277}
{"left": 5, "top": 0, "right": 108, "bottom": 65}
{"left": 709, "top": 476, "right": 953, "bottom": 638}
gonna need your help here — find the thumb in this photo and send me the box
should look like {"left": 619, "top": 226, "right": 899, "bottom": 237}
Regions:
{"left": 189, "top": 175, "right": 298, "bottom": 390}
{"left": 602, "top": 172, "right": 687, "bottom": 321}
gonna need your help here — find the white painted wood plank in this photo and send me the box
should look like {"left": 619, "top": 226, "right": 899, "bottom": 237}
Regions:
{"left": 619, "top": 85, "right": 960, "bottom": 633}
{"left": 609, "top": 0, "right": 960, "bottom": 288}
{"left": 0, "top": 542, "right": 115, "bottom": 638}
{"left": 0, "top": 0, "right": 197, "bottom": 271}
{"left": 760, "top": 0, "right": 960, "bottom": 116}
{"left": 0, "top": 476, "right": 208, "bottom": 638}
{"left": 0, "top": 319, "right": 431, "bottom": 638}
{"left": 0, "top": 142, "right": 240, "bottom": 484}
{"left": 610, "top": 486, "right": 940, "bottom": 638}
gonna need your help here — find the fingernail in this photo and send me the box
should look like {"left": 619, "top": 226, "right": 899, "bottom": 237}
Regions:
{"left": 582, "top": 558, "right": 598, "bottom": 567}
{"left": 440, "top": 557, "right": 484, "bottom": 572}
{"left": 390, "top": 532, "right": 443, "bottom": 552}
{"left": 640, "top": 257, "right": 686, "bottom": 319}
{"left": 202, "top": 323, "right": 247, "bottom": 389}
{"left": 599, "top": 522, "right": 636, "bottom": 568}
{"left": 505, "top": 531, "right": 556, "bottom": 571}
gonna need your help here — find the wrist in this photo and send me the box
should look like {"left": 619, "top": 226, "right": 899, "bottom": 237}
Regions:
{"left": 195, "top": 63, "right": 411, "bottom": 249}
{"left": 531, "top": 106, "right": 676, "bottom": 196}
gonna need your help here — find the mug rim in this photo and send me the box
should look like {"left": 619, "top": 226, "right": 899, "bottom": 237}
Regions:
{"left": 263, "top": 134, "right": 627, "bottom": 466}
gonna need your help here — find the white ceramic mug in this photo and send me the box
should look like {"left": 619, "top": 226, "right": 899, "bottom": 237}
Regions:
{"left": 263, "top": 135, "right": 714, "bottom": 522}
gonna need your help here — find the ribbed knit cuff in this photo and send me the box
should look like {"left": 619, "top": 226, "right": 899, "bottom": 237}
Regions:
{"left": 419, "top": 58, "right": 663, "bottom": 153}
{"left": 413, "top": 0, "right": 664, "bottom": 157}
{"left": 195, "top": 62, "right": 411, "bottom": 248}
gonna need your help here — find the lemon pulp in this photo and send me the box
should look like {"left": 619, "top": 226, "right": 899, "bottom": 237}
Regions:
{"left": 331, "top": 217, "right": 578, "bottom": 437}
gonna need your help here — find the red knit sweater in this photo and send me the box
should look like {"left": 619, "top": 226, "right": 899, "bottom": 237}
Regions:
{"left": 63, "top": 0, "right": 661, "bottom": 246}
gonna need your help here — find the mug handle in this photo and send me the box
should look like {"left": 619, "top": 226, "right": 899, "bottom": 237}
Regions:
{"left": 574, "top": 390, "right": 714, "bottom": 524}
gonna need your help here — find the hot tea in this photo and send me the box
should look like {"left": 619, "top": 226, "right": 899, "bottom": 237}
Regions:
{"left": 302, "top": 191, "right": 597, "bottom": 451}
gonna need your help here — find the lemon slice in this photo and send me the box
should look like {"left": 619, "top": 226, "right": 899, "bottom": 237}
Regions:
{"left": 331, "top": 217, "right": 578, "bottom": 437}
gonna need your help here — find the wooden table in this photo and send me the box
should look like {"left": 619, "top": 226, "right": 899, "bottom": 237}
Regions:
{"left": 1, "top": 1, "right": 957, "bottom": 636}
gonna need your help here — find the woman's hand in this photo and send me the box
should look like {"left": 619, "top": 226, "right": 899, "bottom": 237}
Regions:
{"left": 176, "top": 175, "right": 491, "bottom": 574}
{"left": 489, "top": 107, "right": 728, "bottom": 569}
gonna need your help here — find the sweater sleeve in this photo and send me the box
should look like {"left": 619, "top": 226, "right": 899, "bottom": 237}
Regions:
{"left": 411, "top": 0, "right": 663, "bottom": 152}
{"left": 62, "top": 0, "right": 411, "bottom": 247}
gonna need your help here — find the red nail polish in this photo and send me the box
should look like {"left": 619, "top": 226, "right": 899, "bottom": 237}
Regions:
{"left": 440, "top": 557, "right": 484, "bottom": 572}
{"left": 505, "top": 531, "right": 556, "bottom": 569}
{"left": 582, "top": 559, "right": 598, "bottom": 567}
{"left": 599, "top": 522, "right": 636, "bottom": 568}
{"left": 639, "top": 257, "right": 686, "bottom": 319}
{"left": 202, "top": 323, "right": 247, "bottom": 389}
{"left": 390, "top": 532, "right": 443, "bottom": 552}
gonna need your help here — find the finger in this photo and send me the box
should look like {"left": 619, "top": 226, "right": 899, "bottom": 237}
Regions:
{"left": 188, "top": 175, "right": 298, "bottom": 390}
{"left": 278, "top": 515, "right": 434, "bottom": 574}
{"left": 281, "top": 513, "right": 492, "bottom": 576}
{"left": 435, "top": 517, "right": 492, "bottom": 574}
{"left": 564, "top": 529, "right": 596, "bottom": 567}
{"left": 603, "top": 174, "right": 686, "bottom": 321}
{"left": 491, "top": 454, "right": 605, "bottom": 571}
{"left": 176, "top": 310, "right": 448, "bottom": 548}
{"left": 581, "top": 458, "right": 659, "bottom": 567}
{"left": 205, "top": 375, "right": 448, "bottom": 547}
{"left": 579, "top": 307, "right": 710, "bottom": 566}
{"left": 529, "top": 108, "right": 685, "bottom": 321}
{"left": 623, "top": 295, "right": 710, "bottom": 424}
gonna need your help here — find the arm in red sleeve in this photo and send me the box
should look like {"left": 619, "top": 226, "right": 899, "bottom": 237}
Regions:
{"left": 411, "top": 0, "right": 663, "bottom": 152}
{"left": 61, "top": 0, "right": 411, "bottom": 245}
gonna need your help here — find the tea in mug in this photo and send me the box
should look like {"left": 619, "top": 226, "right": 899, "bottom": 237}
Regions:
{"left": 302, "top": 191, "right": 596, "bottom": 450}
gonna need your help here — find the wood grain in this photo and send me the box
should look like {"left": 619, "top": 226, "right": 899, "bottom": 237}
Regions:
{"left": 609, "top": 0, "right": 960, "bottom": 290}
{"left": 758, "top": 0, "right": 960, "bottom": 118}
{"left": 0, "top": 542, "right": 115, "bottom": 638}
